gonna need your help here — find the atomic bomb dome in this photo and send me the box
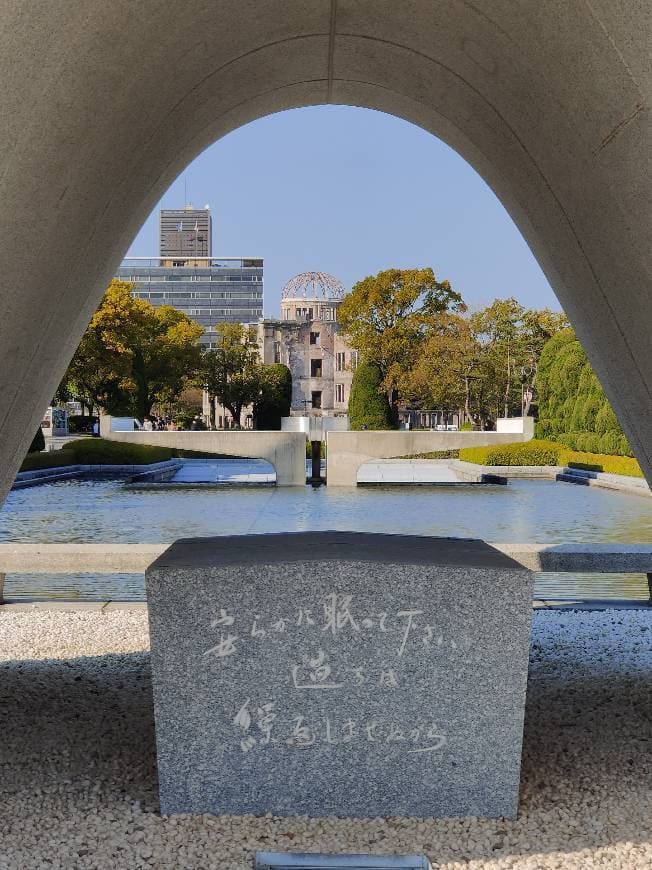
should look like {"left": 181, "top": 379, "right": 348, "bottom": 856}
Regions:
{"left": 280, "top": 271, "right": 346, "bottom": 322}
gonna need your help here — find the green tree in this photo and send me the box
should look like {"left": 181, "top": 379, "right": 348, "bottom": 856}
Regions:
{"left": 348, "top": 360, "right": 393, "bottom": 430}
{"left": 400, "top": 313, "right": 476, "bottom": 420}
{"left": 253, "top": 364, "right": 292, "bottom": 430}
{"left": 470, "top": 299, "right": 568, "bottom": 421}
{"left": 200, "top": 323, "right": 262, "bottom": 427}
{"left": 62, "top": 281, "right": 203, "bottom": 421}
{"left": 28, "top": 428, "right": 45, "bottom": 453}
{"left": 338, "top": 268, "right": 465, "bottom": 397}
{"left": 535, "top": 327, "right": 630, "bottom": 455}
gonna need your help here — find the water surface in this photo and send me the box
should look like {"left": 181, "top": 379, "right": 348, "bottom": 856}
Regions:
{"left": 2, "top": 478, "right": 650, "bottom": 601}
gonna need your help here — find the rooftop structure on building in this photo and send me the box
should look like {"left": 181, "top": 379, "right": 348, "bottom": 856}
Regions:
{"left": 116, "top": 256, "right": 263, "bottom": 349}
{"left": 261, "top": 271, "right": 356, "bottom": 419}
{"left": 280, "top": 270, "right": 345, "bottom": 323}
{"left": 159, "top": 204, "right": 212, "bottom": 259}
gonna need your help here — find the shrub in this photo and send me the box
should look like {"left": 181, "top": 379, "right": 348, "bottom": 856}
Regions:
{"left": 460, "top": 439, "right": 564, "bottom": 467}
{"left": 255, "top": 364, "right": 292, "bottom": 430}
{"left": 62, "top": 438, "right": 174, "bottom": 465}
{"left": 20, "top": 449, "right": 77, "bottom": 471}
{"left": 459, "top": 421, "right": 474, "bottom": 431}
{"left": 459, "top": 439, "right": 644, "bottom": 478}
{"left": 567, "top": 452, "right": 643, "bottom": 478}
{"left": 28, "top": 428, "right": 45, "bottom": 453}
{"left": 535, "top": 327, "right": 631, "bottom": 456}
{"left": 398, "top": 450, "right": 460, "bottom": 459}
{"left": 18, "top": 438, "right": 249, "bottom": 472}
{"left": 348, "top": 361, "right": 393, "bottom": 430}
{"left": 597, "top": 430, "right": 621, "bottom": 455}
{"left": 618, "top": 435, "right": 633, "bottom": 457}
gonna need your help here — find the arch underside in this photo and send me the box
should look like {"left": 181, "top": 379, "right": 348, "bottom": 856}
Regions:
{"left": 0, "top": 1, "right": 650, "bottom": 498}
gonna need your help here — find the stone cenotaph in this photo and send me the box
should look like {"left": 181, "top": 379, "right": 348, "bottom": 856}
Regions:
{"left": 146, "top": 532, "right": 533, "bottom": 819}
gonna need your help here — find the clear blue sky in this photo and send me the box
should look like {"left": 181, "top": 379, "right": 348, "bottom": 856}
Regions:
{"left": 128, "top": 105, "right": 559, "bottom": 318}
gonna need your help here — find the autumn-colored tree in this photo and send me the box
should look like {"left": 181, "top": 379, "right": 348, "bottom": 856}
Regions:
{"left": 400, "top": 314, "right": 479, "bottom": 421}
{"left": 470, "top": 299, "right": 567, "bottom": 420}
{"left": 338, "top": 268, "right": 465, "bottom": 397}
{"left": 200, "top": 323, "right": 262, "bottom": 427}
{"left": 62, "top": 280, "right": 203, "bottom": 421}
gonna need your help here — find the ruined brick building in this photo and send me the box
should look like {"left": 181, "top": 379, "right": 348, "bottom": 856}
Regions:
{"left": 209, "top": 272, "right": 357, "bottom": 428}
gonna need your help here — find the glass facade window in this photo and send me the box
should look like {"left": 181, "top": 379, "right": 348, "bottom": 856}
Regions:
{"left": 335, "top": 351, "right": 345, "bottom": 372}
{"left": 336, "top": 383, "right": 345, "bottom": 403}
{"left": 116, "top": 257, "right": 263, "bottom": 347}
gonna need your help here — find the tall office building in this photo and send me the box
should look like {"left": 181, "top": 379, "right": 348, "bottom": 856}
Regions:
{"left": 117, "top": 257, "right": 264, "bottom": 348}
{"left": 117, "top": 205, "right": 263, "bottom": 347}
{"left": 159, "top": 205, "right": 212, "bottom": 259}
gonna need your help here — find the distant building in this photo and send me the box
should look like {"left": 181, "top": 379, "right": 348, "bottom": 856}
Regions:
{"left": 159, "top": 205, "right": 212, "bottom": 259}
{"left": 259, "top": 272, "right": 357, "bottom": 417}
{"left": 116, "top": 256, "right": 264, "bottom": 349}
{"left": 208, "top": 272, "right": 357, "bottom": 428}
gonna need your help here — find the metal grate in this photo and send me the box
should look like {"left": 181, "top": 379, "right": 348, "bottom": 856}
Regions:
{"left": 255, "top": 853, "right": 431, "bottom": 870}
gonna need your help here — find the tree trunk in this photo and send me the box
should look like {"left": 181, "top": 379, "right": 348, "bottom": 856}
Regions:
{"left": 463, "top": 375, "right": 472, "bottom": 422}
{"left": 503, "top": 338, "right": 512, "bottom": 418}
{"left": 225, "top": 402, "right": 241, "bottom": 427}
{"left": 133, "top": 349, "right": 149, "bottom": 423}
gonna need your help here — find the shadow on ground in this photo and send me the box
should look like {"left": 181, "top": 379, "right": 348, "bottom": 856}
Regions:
{"left": 0, "top": 612, "right": 651, "bottom": 869}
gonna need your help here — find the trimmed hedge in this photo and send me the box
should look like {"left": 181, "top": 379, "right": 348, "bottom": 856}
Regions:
{"left": 20, "top": 450, "right": 77, "bottom": 471}
{"left": 566, "top": 453, "right": 644, "bottom": 478}
{"left": 459, "top": 439, "right": 644, "bottom": 478}
{"left": 459, "top": 439, "right": 562, "bottom": 467}
{"left": 399, "top": 450, "right": 460, "bottom": 459}
{"left": 19, "top": 438, "right": 241, "bottom": 471}
{"left": 62, "top": 438, "right": 175, "bottom": 465}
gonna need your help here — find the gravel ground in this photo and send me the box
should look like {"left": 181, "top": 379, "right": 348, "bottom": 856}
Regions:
{"left": 0, "top": 609, "right": 651, "bottom": 870}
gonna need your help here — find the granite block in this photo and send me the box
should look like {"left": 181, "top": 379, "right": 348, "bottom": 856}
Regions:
{"left": 146, "top": 532, "right": 533, "bottom": 819}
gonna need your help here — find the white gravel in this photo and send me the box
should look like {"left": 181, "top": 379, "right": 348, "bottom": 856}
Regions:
{"left": 0, "top": 609, "right": 651, "bottom": 869}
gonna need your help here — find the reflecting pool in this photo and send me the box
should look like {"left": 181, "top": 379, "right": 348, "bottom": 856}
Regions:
{"left": 1, "top": 477, "right": 651, "bottom": 601}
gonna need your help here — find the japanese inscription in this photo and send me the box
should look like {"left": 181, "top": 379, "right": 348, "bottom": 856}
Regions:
{"left": 201, "top": 591, "right": 465, "bottom": 757}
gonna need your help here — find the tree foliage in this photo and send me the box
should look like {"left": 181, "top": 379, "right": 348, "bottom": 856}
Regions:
{"left": 340, "top": 270, "right": 567, "bottom": 429}
{"left": 200, "top": 323, "right": 262, "bottom": 427}
{"left": 396, "top": 298, "right": 567, "bottom": 428}
{"left": 254, "top": 364, "right": 292, "bottom": 430}
{"left": 29, "top": 428, "right": 45, "bottom": 453}
{"left": 535, "top": 328, "right": 631, "bottom": 455}
{"left": 62, "top": 281, "right": 203, "bottom": 421}
{"left": 338, "top": 267, "right": 465, "bottom": 394}
{"left": 469, "top": 299, "right": 568, "bottom": 421}
{"left": 348, "top": 361, "right": 393, "bottom": 430}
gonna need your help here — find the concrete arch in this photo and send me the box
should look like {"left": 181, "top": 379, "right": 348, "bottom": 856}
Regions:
{"left": 1, "top": 1, "right": 650, "bottom": 500}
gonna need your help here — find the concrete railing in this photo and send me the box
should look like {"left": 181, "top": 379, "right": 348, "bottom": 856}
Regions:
{"left": 0, "top": 540, "right": 650, "bottom": 604}
{"left": 99, "top": 418, "right": 306, "bottom": 486}
{"left": 326, "top": 418, "right": 535, "bottom": 486}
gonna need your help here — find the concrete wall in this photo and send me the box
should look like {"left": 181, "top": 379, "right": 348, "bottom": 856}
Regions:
{"left": 0, "top": 3, "right": 651, "bottom": 504}
{"left": 102, "top": 428, "right": 306, "bottom": 486}
{"left": 327, "top": 419, "right": 535, "bottom": 486}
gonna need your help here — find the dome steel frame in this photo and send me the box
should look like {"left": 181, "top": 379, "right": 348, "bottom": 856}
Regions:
{"left": 281, "top": 271, "right": 346, "bottom": 302}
